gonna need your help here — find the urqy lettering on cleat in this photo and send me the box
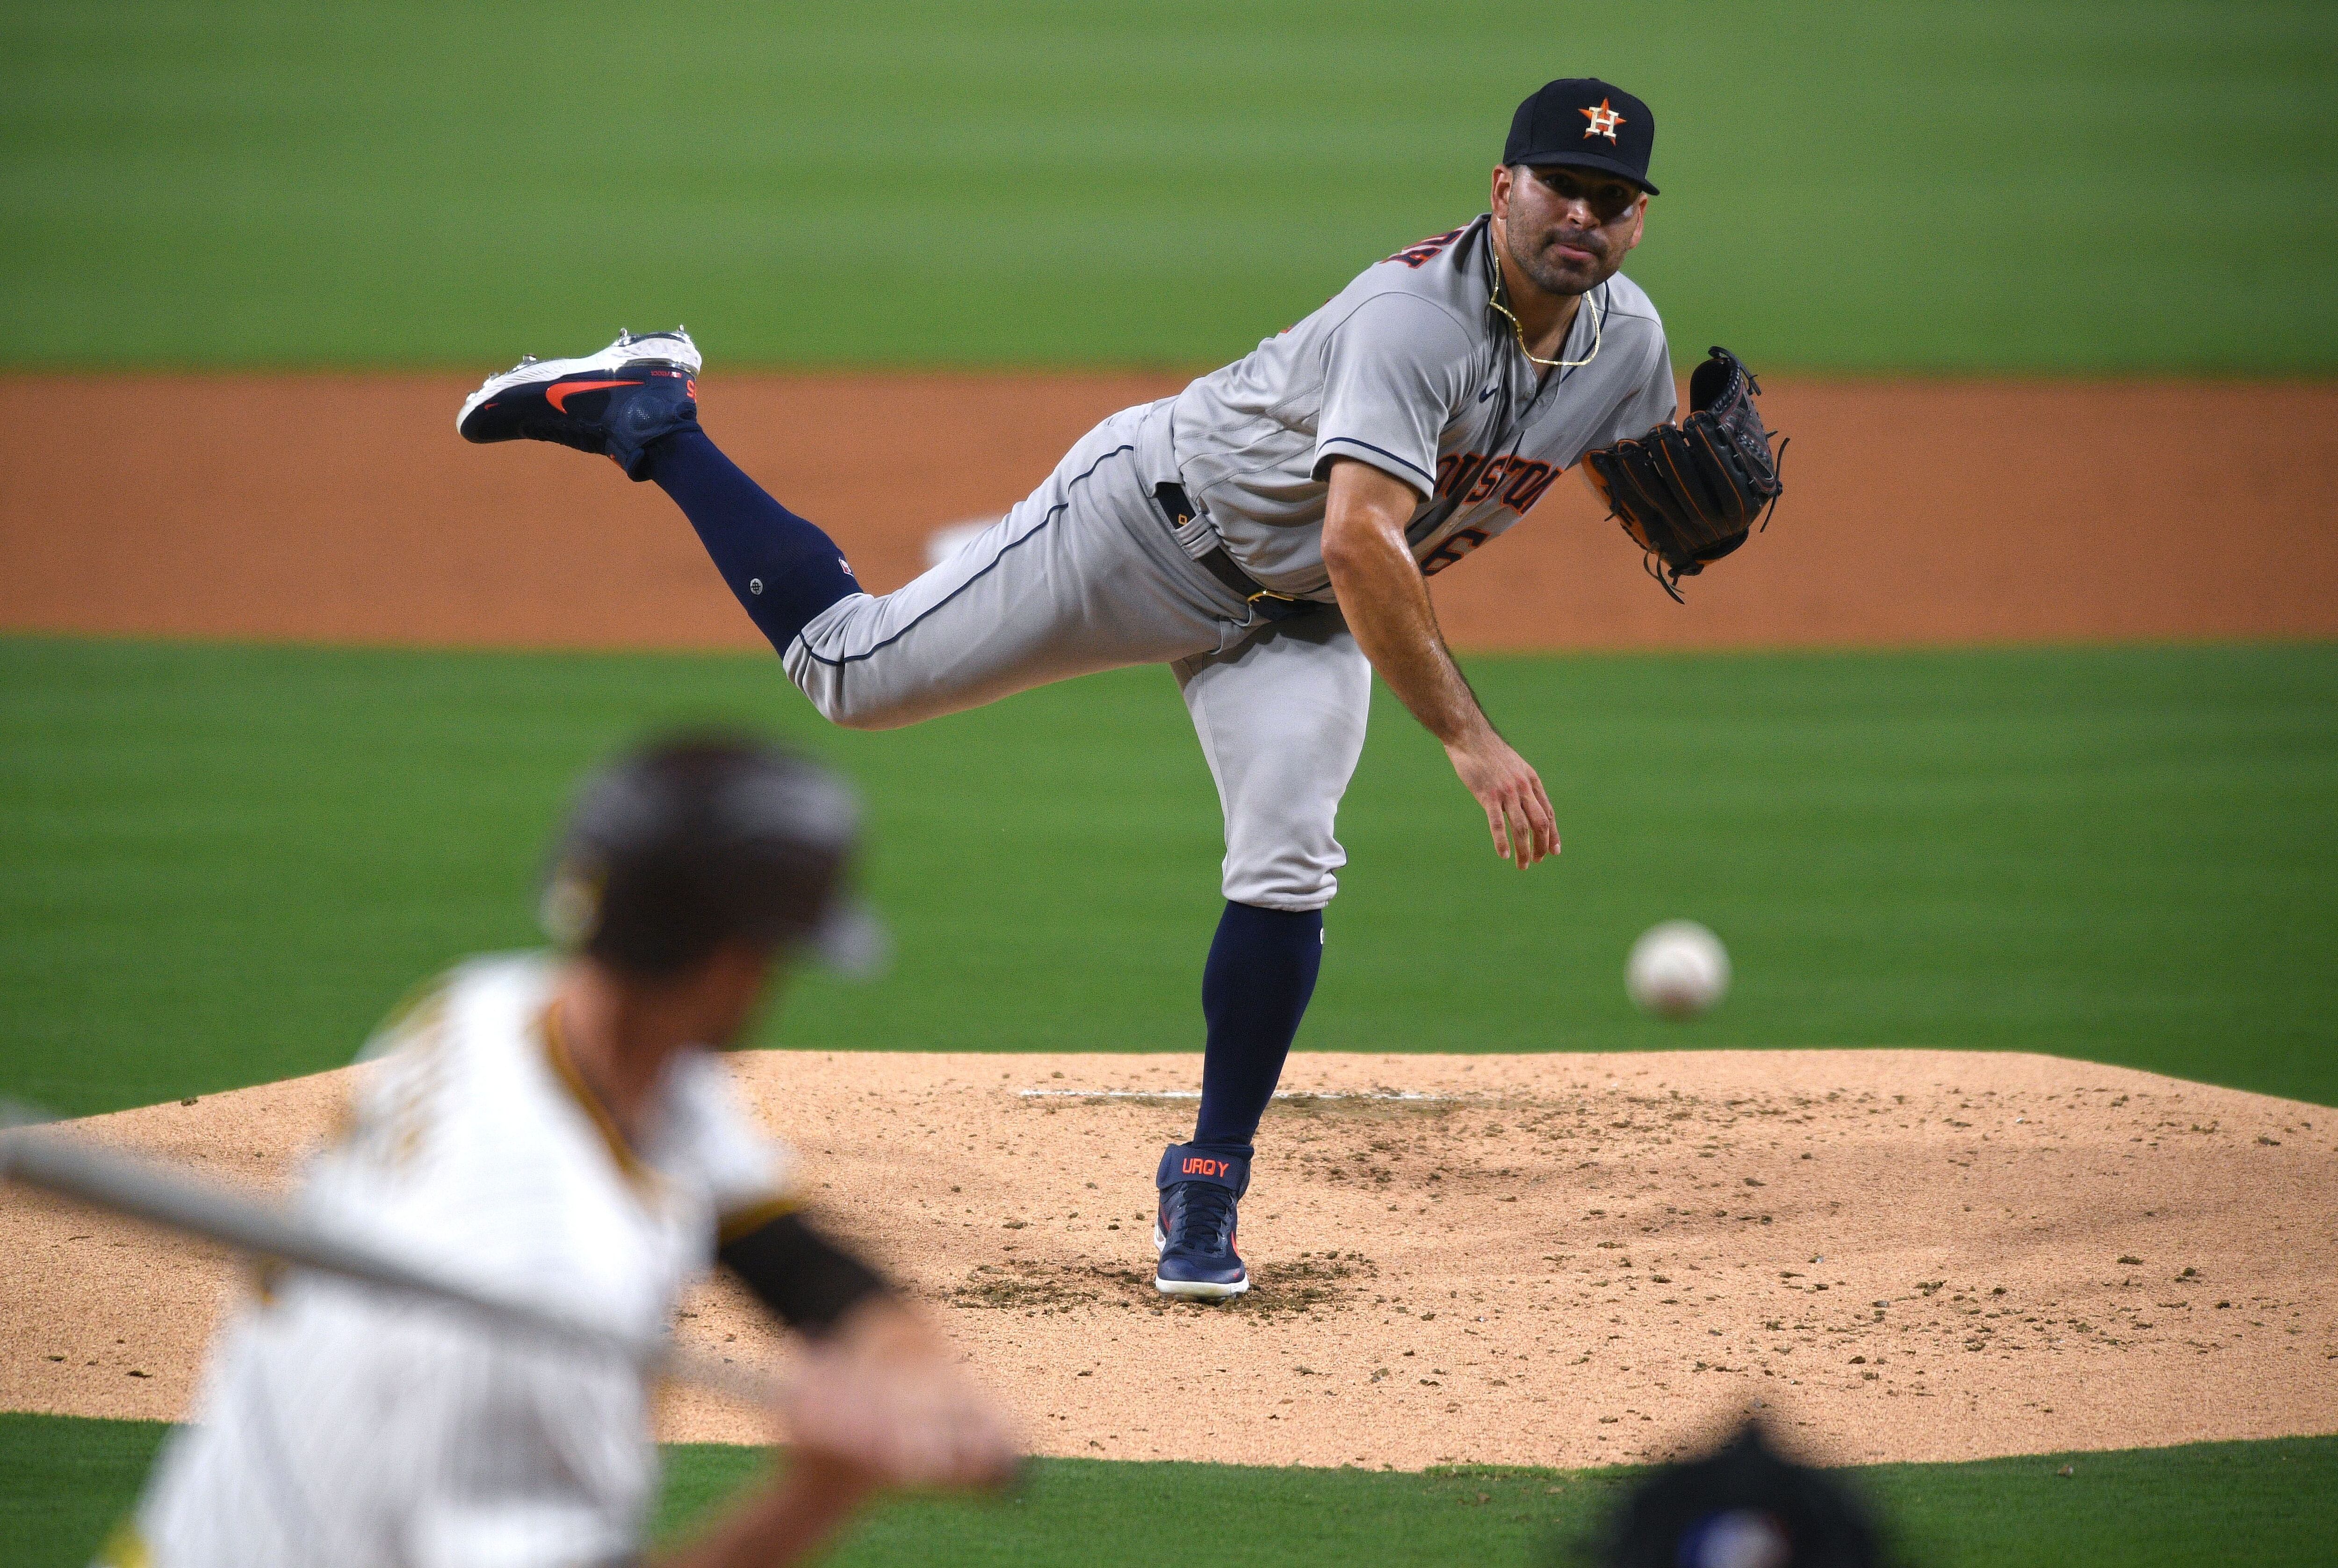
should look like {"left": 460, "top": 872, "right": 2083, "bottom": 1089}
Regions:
{"left": 1153, "top": 1142, "right": 1251, "bottom": 1299}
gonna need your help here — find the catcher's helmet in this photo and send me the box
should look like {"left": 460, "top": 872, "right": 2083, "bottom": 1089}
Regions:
{"left": 541, "top": 734, "right": 883, "bottom": 978}
{"left": 1589, "top": 1420, "right": 1884, "bottom": 1567}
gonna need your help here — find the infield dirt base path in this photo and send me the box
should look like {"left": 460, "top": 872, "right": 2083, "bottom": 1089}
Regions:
{"left": 3, "top": 375, "right": 2335, "bottom": 652}
{"left": 7, "top": 1050, "right": 2332, "bottom": 1470}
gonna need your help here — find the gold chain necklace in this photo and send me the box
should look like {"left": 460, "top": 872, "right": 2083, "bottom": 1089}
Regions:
{"left": 1486, "top": 232, "right": 1603, "bottom": 371}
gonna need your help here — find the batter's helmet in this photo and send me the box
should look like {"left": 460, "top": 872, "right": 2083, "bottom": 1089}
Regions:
{"left": 540, "top": 734, "right": 884, "bottom": 978}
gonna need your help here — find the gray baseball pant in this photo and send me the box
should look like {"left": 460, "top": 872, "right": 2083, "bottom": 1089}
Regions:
{"left": 782, "top": 400, "right": 1371, "bottom": 910}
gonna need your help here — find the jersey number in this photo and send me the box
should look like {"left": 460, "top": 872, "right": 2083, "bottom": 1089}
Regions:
{"left": 1421, "top": 529, "right": 1490, "bottom": 576}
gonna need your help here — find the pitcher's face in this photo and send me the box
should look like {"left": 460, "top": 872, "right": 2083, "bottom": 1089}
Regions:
{"left": 1491, "top": 163, "right": 1647, "bottom": 297}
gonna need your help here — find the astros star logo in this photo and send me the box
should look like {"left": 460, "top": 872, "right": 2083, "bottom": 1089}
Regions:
{"left": 1581, "top": 98, "right": 1624, "bottom": 142}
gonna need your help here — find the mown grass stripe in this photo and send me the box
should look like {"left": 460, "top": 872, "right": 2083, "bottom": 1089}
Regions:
{"left": 6, "top": 1413, "right": 2332, "bottom": 1568}
{"left": 5, "top": 637, "right": 2335, "bottom": 1112}
{"left": 1, "top": 4, "right": 2331, "bottom": 371}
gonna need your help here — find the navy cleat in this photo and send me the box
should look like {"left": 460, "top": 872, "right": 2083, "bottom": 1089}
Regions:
{"left": 1153, "top": 1142, "right": 1250, "bottom": 1299}
{"left": 457, "top": 328, "right": 703, "bottom": 480}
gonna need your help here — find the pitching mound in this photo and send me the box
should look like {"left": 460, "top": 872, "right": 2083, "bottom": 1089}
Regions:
{"left": 3, "top": 1051, "right": 2331, "bottom": 1471}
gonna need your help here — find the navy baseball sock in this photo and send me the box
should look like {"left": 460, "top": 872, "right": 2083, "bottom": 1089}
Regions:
{"left": 643, "top": 431, "right": 862, "bottom": 654}
{"left": 1191, "top": 901, "right": 1325, "bottom": 1159}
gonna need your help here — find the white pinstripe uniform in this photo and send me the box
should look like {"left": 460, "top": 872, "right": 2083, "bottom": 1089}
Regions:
{"left": 113, "top": 955, "right": 797, "bottom": 1568}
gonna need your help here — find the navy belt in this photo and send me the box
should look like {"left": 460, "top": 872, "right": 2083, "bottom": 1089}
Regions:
{"left": 1153, "top": 483, "right": 1320, "bottom": 623}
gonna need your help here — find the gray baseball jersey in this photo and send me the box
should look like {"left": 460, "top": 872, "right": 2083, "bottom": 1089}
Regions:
{"left": 1172, "top": 213, "right": 1676, "bottom": 597}
{"left": 780, "top": 215, "right": 1674, "bottom": 908}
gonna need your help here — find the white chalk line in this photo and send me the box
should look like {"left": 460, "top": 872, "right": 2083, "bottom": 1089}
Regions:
{"left": 1016, "top": 1088, "right": 1455, "bottom": 1102}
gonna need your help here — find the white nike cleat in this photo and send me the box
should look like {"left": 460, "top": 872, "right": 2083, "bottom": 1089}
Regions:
{"left": 457, "top": 328, "right": 704, "bottom": 479}
{"left": 456, "top": 327, "right": 701, "bottom": 435}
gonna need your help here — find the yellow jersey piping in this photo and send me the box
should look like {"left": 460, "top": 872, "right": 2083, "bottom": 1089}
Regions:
{"left": 538, "top": 1001, "right": 654, "bottom": 1193}
{"left": 715, "top": 1191, "right": 804, "bottom": 1245}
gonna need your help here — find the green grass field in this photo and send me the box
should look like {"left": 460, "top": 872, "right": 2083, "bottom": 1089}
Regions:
{"left": 4, "top": 2, "right": 2333, "bottom": 372}
{"left": 4, "top": 634, "right": 2334, "bottom": 1115}
{"left": 7, "top": 1414, "right": 2335, "bottom": 1568}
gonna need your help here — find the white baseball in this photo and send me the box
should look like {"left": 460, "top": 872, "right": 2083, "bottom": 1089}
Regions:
{"left": 1626, "top": 920, "right": 1731, "bottom": 1019}
{"left": 924, "top": 518, "right": 1001, "bottom": 569}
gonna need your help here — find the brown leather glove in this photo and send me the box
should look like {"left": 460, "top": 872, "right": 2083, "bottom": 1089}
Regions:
{"left": 1581, "top": 346, "right": 1785, "bottom": 601}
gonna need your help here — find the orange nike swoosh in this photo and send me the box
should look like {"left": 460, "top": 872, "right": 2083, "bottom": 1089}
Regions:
{"left": 546, "top": 377, "right": 642, "bottom": 413}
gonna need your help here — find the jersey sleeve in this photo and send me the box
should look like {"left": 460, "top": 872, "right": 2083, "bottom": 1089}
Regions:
{"left": 1311, "top": 293, "right": 1477, "bottom": 497}
{"left": 663, "top": 1051, "right": 804, "bottom": 1242}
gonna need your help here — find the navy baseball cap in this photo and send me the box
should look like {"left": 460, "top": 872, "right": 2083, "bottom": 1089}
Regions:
{"left": 1503, "top": 78, "right": 1658, "bottom": 195}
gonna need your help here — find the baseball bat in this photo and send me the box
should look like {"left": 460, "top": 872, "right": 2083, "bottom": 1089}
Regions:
{"left": 0, "top": 1101, "right": 783, "bottom": 1409}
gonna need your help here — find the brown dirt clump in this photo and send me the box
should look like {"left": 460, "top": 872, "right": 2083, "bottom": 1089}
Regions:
{"left": 3, "top": 374, "right": 2333, "bottom": 653}
{"left": 5, "top": 1050, "right": 2332, "bottom": 1471}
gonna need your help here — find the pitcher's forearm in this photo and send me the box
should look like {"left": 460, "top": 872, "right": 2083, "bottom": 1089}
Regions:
{"left": 1322, "top": 519, "right": 1485, "bottom": 746}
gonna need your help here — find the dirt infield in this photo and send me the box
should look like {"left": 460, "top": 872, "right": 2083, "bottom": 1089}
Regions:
{"left": 3, "top": 374, "right": 2334, "bottom": 652}
{"left": 7, "top": 1050, "right": 2331, "bottom": 1469}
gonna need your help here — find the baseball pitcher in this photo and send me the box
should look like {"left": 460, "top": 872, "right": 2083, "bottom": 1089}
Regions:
{"left": 109, "top": 739, "right": 1016, "bottom": 1568}
{"left": 457, "top": 78, "right": 1781, "bottom": 1300}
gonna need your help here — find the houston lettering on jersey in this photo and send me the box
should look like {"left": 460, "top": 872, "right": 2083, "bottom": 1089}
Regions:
{"left": 1434, "top": 450, "right": 1562, "bottom": 513}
